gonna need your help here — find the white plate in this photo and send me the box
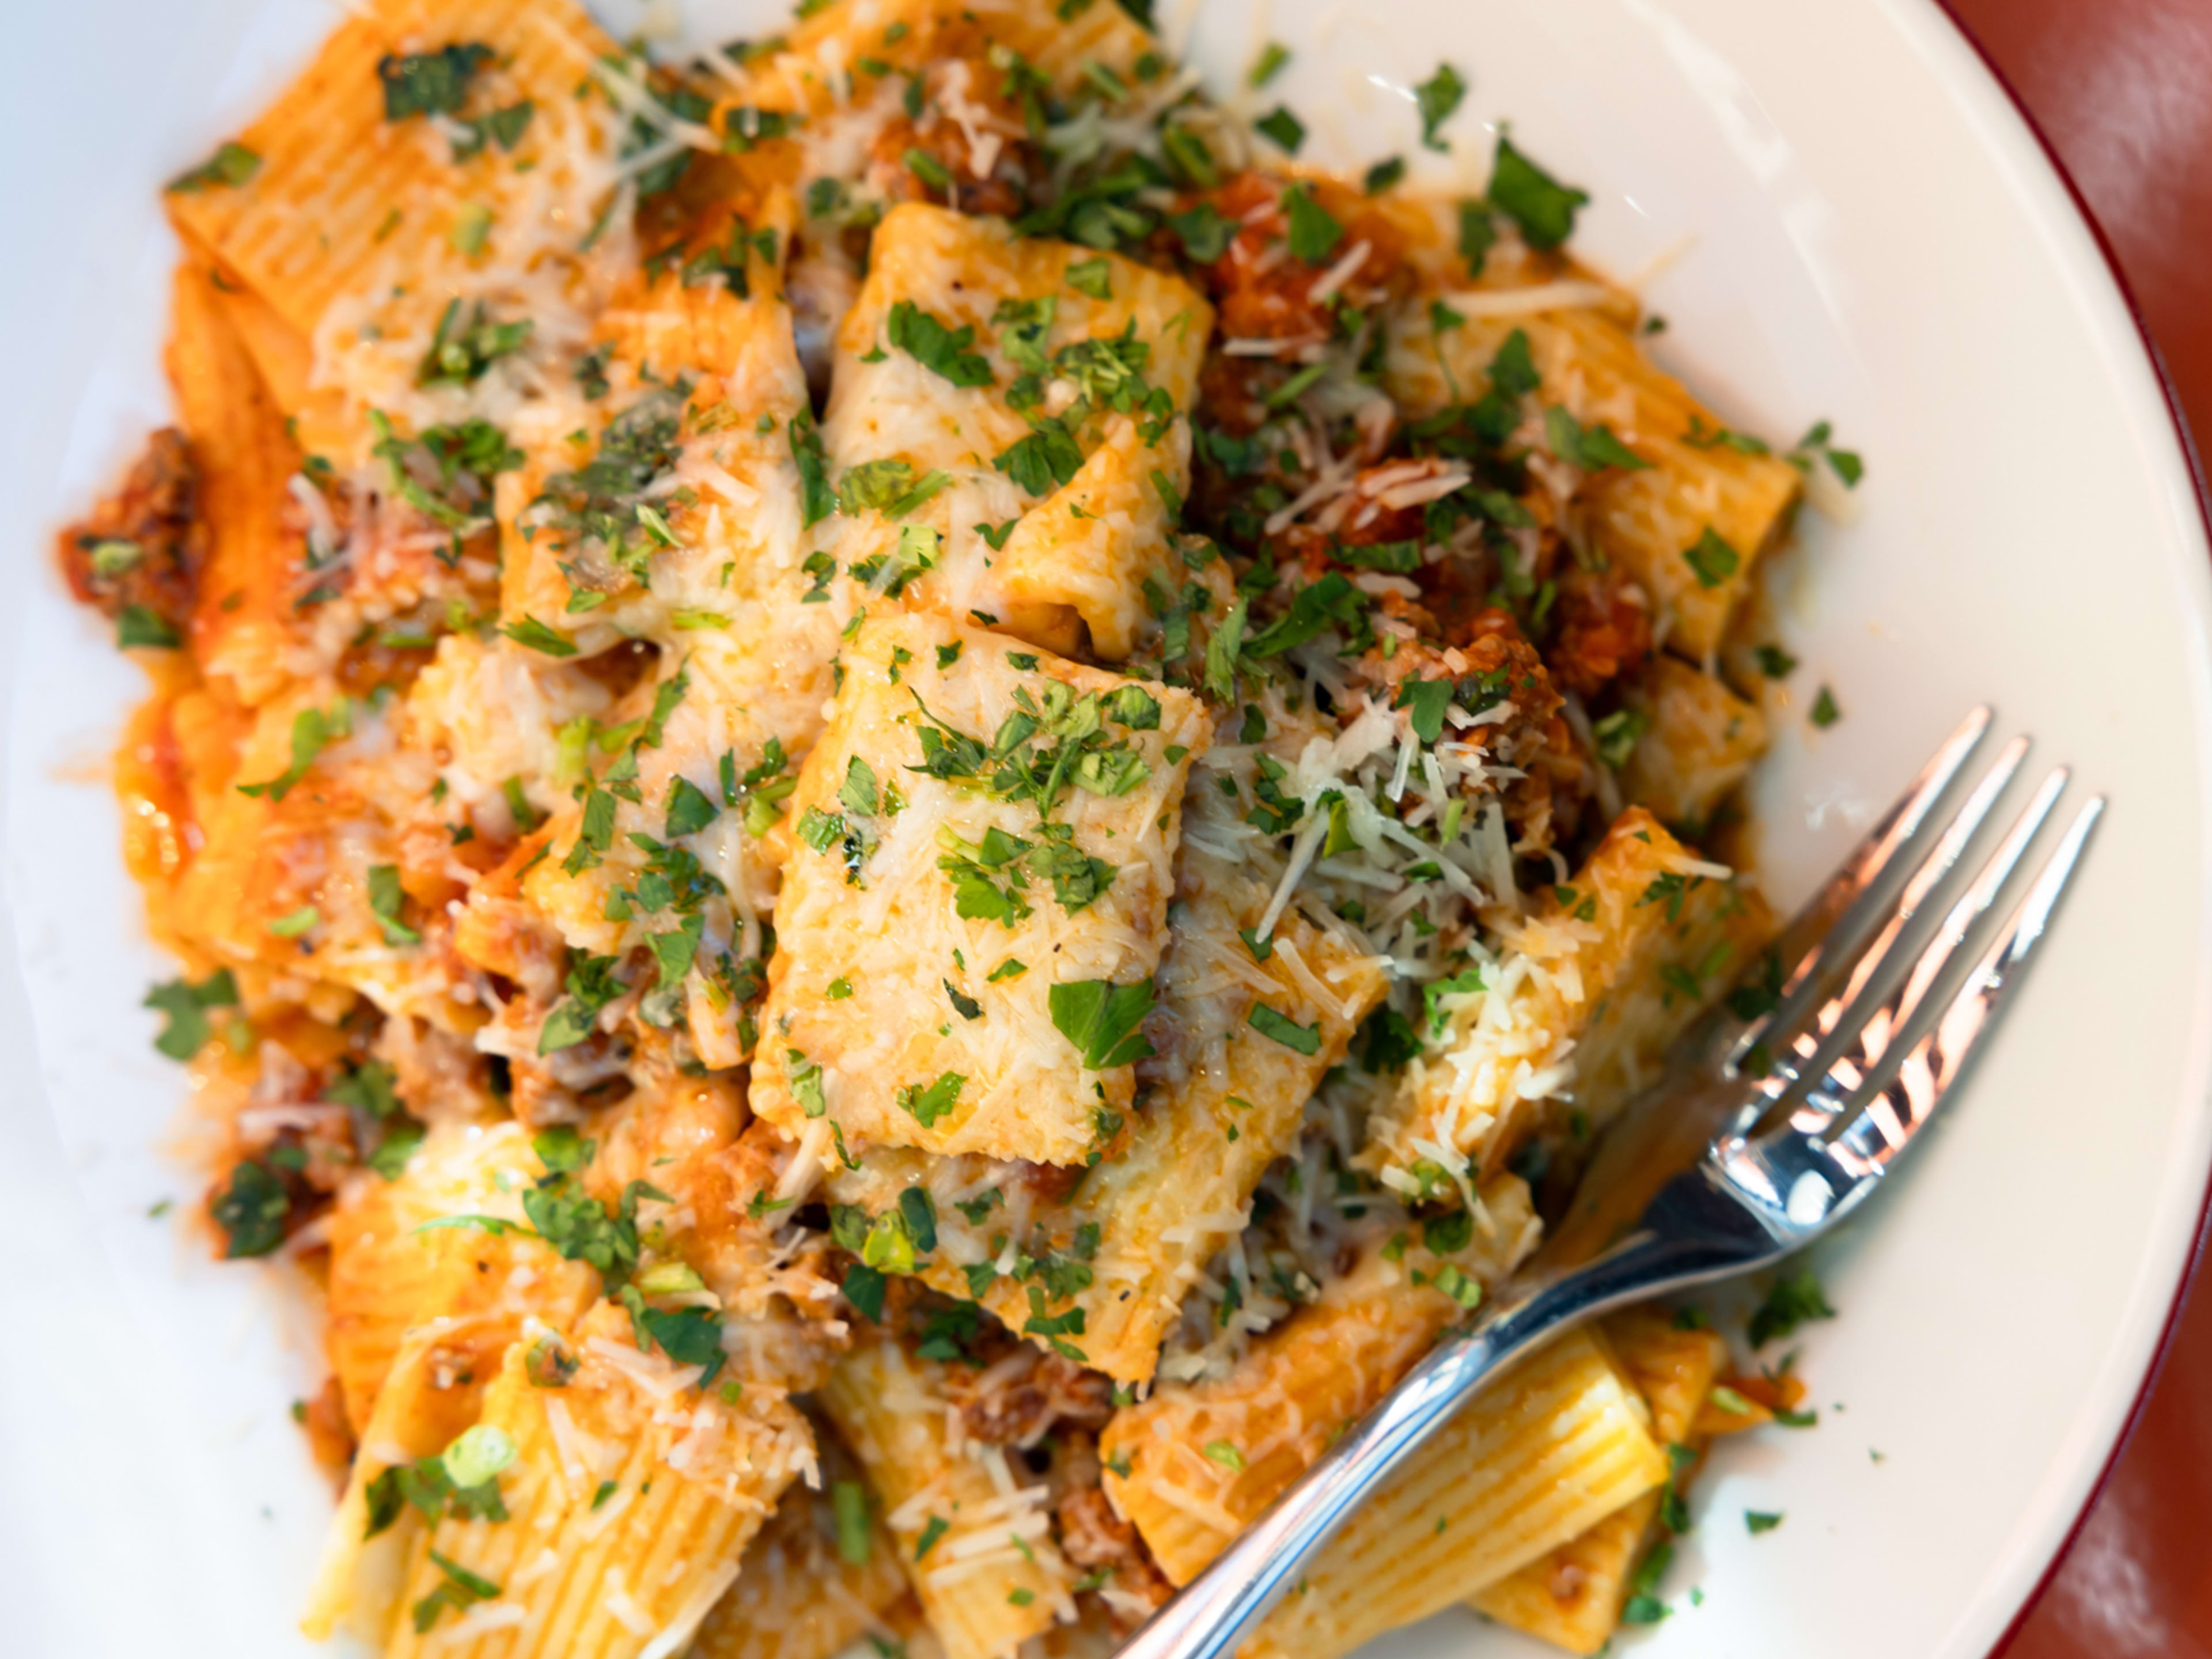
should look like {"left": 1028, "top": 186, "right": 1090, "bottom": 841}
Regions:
{"left": 2, "top": 1, "right": 2208, "bottom": 1654}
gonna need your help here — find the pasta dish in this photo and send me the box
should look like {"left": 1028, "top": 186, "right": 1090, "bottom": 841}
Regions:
{"left": 58, "top": 0, "right": 1862, "bottom": 1653}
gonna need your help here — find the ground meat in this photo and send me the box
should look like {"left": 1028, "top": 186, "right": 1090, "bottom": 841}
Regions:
{"left": 863, "top": 55, "right": 1037, "bottom": 221}
{"left": 958, "top": 1350, "right": 1116, "bottom": 1446}
{"left": 1057, "top": 1487, "right": 1175, "bottom": 1622}
{"left": 1358, "top": 604, "right": 1588, "bottom": 855}
{"left": 573, "top": 638, "right": 664, "bottom": 705}
{"left": 57, "top": 427, "right": 206, "bottom": 637}
{"left": 1323, "top": 466, "right": 1434, "bottom": 548}
{"left": 1055, "top": 1484, "right": 1138, "bottom": 1569}
{"left": 298, "top": 1376, "right": 357, "bottom": 1479}
{"left": 1272, "top": 459, "right": 1459, "bottom": 575}
{"left": 1182, "top": 173, "right": 1407, "bottom": 346}
{"left": 506, "top": 1040, "right": 631, "bottom": 1129}
{"left": 1364, "top": 605, "right": 1563, "bottom": 741}
{"left": 1548, "top": 567, "right": 1652, "bottom": 696}
{"left": 1196, "top": 351, "right": 1271, "bottom": 436}
{"left": 1013, "top": 1159, "right": 1089, "bottom": 1209}
{"left": 209, "top": 1131, "right": 331, "bottom": 1256}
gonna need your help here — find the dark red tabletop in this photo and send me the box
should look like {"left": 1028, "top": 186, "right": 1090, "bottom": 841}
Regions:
{"left": 1946, "top": 1, "right": 2212, "bottom": 1653}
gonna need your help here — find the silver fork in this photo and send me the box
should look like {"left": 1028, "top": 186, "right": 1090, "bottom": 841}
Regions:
{"left": 1115, "top": 707, "right": 2103, "bottom": 1659}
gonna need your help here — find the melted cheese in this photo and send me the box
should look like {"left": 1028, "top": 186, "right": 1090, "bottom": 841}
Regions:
{"left": 751, "top": 611, "right": 1210, "bottom": 1168}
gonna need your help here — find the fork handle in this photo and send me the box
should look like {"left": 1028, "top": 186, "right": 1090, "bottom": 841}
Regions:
{"left": 1112, "top": 1209, "right": 1763, "bottom": 1659}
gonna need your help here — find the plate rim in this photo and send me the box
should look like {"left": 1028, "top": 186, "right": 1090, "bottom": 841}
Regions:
{"left": 2, "top": 0, "right": 2210, "bottom": 1651}
{"left": 1917, "top": 0, "right": 2212, "bottom": 1647}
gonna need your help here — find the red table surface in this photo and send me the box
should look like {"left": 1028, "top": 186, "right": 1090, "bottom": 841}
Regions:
{"left": 1943, "top": 1, "right": 2212, "bottom": 1654}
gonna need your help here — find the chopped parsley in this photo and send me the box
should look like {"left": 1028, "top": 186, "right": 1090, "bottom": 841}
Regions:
{"left": 1619, "top": 1539, "right": 1673, "bottom": 1625}
{"left": 1423, "top": 966, "right": 1486, "bottom": 1036}
{"left": 1546, "top": 406, "right": 1650, "bottom": 472}
{"left": 1255, "top": 105, "right": 1305, "bottom": 154}
{"left": 904, "top": 147, "right": 954, "bottom": 190}
{"left": 842, "top": 1263, "right": 888, "bottom": 1322}
{"left": 834, "top": 1481, "right": 872, "bottom": 1565}
{"left": 365, "top": 1425, "right": 517, "bottom": 1540}
{"left": 898, "top": 1187, "right": 938, "bottom": 1254}
{"left": 1066, "top": 256, "right": 1114, "bottom": 300}
{"left": 1361, "top": 1007, "right": 1420, "bottom": 1074}
{"left": 1593, "top": 707, "right": 1649, "bottom": 771}
{"left": 369, "top": 410, "right": 521, "bottom": 529}
{"left": 1021, "top": 1285, "right": 1088, "bottom": 1360}
{"left": 787, "top": 1050, "right": 828, "bottom": 1118}
{"left": 1810, "top": 685, "right": 1842, "bottom": 728}
{"left": 1486, "top": 134, "right": 1589, "bottom": 251}
{"left": 1394, "top": 677, "right": 1456, "bottom": 744}
{"left": 620, "top": 1296, "right": 726, "bottom": 1385}
{"left": 1684, "top": 413, "right": 1772, "bottom": 455}
{"left": 790, "top": 410, "right": 836, "bottom": 527}
{"left": 526, "top": 382, "right": 688, "bottom": 581}
{"left": 417, "top": 298, "right": 532, "bottom": 389}
{"left": 269, "top": 906, "right": 320, "bottom": 938}
{"left": 537, "top": 951, "right": 627, "bottom": 1054}
{"left": 887, "top": 300, "right": 993, "bottom": 388}
{"left": 838, "top": 457, "right": 919, "bottom": 515}
{"left": 167, "top": 141, "right": 260, "bottom": 194}
{"left": 1748, "top": 1267, "right": 1835, "bottom": 1346}
{"left": 1793, "top": 419, "right": 1865, "bottom": 487}
{"left": 378, "top": 43, "right": 492, "bottom": 122}
{"left": 839, "top": 754, "right": 884, "bottom": 819}
{"left": 1282, "top": 183, "right": 1343, "bottom": 264}
{"left": 237, "top": 702, "right": 350, "bottom": 801}
{"left": 1457, "top": 200, "right": 1497, "bottom": 275}
{"left": 502, "top": 615, "right": 577, "bottom": 657}
{"left": 994, "top": 417, "right": 1086, "bottom": 497}
{"left": 1431, "top": 1263, "right": 1483, "bottom": 1310}
{"left": 1247, "top": 1002, "right": 1321, "bottom": 1055}
{"left": 1162, "top": 124, "right": 1219, "bottom": 188}
{"left": 450, "top": 100, "right": 534, "bottom": 161}
{"left": 1335, "top": 540, "right": 1421, "bottom": 574}
{"left": 210, "top": 1160, "right": 292, "bottom": 1257}
{"left": 366, "top": 864, "right": 421, "bottom": 948}
{"left": 412, "top": 1547, "right": 501, "bottom": 1634}
{"left": 896, "top": 1070, "right": 967, "bottom": 1128}
{"left": 450, "top": 200, "right": 493, "bottom": 256}
{"left": 1681, "top": 527, "right": 1741, "bottom": 590}
{"left": 1413, "top": 63, "right": 1465, "bottom": 150}
{"left": 145, "top": 968, "right": 238, "bottom": 1060}
{"left": 1048, "top": 977, "right": 1156, "bottom": 1070}
{"left": 722, "top": 105, "right": 794, "bottom": 151}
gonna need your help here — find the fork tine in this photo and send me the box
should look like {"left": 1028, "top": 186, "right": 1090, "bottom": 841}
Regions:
{"left": 1827, "top": 793, "right": 2105, "bottom": 1174}
{"left": 1797, "top": 737, "right": 2032, "bottom": 1053}
{"left": 1814, "top": 765, "right": 2070, "bottom": 1107}
{"left": 1730, "top": 707, "right": 1990, "bottom": 1069}
{"left": 1738, "top": 730, "right": 2026, "bottom": 1100}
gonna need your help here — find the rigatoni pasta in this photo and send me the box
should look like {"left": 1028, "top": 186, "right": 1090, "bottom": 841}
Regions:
{"left": 1469, "top": 1309, "right": 1732, "bottom": 1653}
{"left": 1102, "top": 1183, "right": 1540, "bottom": 1584}
{"left": 820, "top": 1328, "right": 1074, "bottom": 1659}
{"left": 687, "top": 1431, "right": 911, "bottom": 1659}
{"left": 67, "top": 1, "right": 1857, "bottom": 1654}
{"left": 1244, "top": 1329, "right": 1668, "bottom": 1659}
